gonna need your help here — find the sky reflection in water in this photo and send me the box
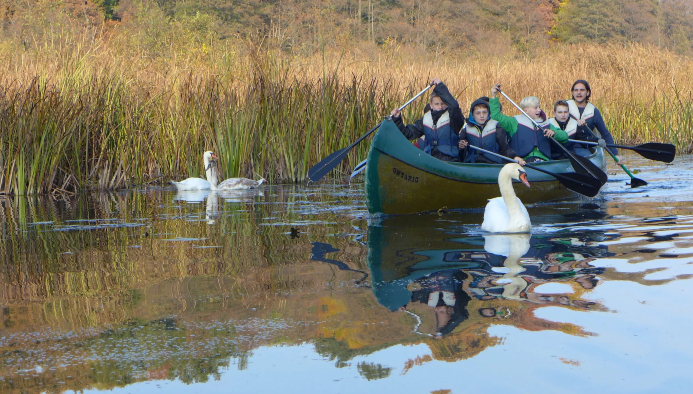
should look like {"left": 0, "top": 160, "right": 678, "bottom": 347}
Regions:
{"left": 1, "top": 156, "right": 693, "bottom": 393}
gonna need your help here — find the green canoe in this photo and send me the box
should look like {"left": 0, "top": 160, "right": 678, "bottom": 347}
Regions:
{"left": 364, "top": 119, "right": 607, "bottom": 215}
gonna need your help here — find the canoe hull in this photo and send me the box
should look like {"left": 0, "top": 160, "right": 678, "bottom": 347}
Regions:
{"left": 365, "top": 120, "right": 607, "bottom": 215}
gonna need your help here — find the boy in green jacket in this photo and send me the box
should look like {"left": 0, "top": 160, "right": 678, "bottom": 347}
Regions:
{"left": 489, "top": 85, "right": 569, "bottom": 162}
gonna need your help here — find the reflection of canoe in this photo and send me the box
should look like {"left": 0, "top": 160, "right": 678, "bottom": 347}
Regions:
{"left": 367, "top": 216, "right": 610, "bottom": 314}
{"left": 364, "top": 119, "right": 607, "bottom": 215}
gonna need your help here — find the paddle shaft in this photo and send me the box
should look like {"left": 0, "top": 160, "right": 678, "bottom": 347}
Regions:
{"left": 467, "top": 145, "right": 551, "bottom": 175}
{"left": 496, "top": 89, "right": 606, "bottom": 183}
{"left": 337, "top": 84, "right": 435, "bottom": 151}
{"left": 345, "top": 83, "right": 436, "bottom": 152}
{"left": 308, "top": 83, "right": 434, "bottom": 182}
{"left": 346, "top": 84, "right": 433, "bottom": 150}
{"left": 568, "top": 131, "right": 648, "bottom": 187}
{"left": 467, "top": 145, "right": 601, "bottom": 196}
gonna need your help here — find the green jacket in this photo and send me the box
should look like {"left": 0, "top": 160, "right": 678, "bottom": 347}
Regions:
{"left": 490, "top": 97, "right": 568, "bottom": 161}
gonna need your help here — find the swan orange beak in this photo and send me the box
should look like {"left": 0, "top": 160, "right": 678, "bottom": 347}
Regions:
{"left": 519, "top": 171, "right": 530, "bottom": 188}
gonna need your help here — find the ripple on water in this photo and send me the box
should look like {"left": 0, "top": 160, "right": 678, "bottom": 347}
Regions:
{"left": 4, "top": 165, "right": 693, "bottom": 392}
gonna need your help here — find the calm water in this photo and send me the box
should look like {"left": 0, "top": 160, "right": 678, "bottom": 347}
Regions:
{"left": 2, "top": 154, "right": 693, "bottom": 393}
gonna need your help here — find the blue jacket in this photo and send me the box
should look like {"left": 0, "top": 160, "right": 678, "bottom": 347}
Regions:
{"left": 510, "top": 115, "right": 552, "bottom": 158}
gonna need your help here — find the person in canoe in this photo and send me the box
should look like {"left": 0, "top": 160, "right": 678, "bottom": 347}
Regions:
{"left": 489, "top": 85, "right": 570, "bottom": 163}
{"left": 566, "top": 79, "right": 620, "bottom": 160}
{"left": 458, "top": 97, "right": 526, "bottom": 165}
{"left": 390, "top": 78, "right": 465, "bottom": 162}
{"left": 548, "top": 100, "right": 600, "bottom": 158}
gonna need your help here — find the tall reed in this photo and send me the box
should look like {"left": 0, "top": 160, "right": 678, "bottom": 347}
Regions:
{"left": 1, "top": 13, "right": 692, "bottom": 195}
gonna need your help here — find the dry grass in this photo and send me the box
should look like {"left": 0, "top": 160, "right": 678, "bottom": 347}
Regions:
{"left": 1, "top": 16, "right": 691, "bottom": 195}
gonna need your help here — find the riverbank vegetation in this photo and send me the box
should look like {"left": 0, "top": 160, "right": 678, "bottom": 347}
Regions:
{"left": 1, "top": 0, "right": 692, "bottom": 195}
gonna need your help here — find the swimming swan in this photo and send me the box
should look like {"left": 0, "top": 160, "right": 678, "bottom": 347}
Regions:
{"left": 481, "top": 163, "right": 531, "bottom": 233}
{"left": 208, "top": 158, "right": 265, "bottom": 191}
{"left": 170, "top": 151, "right": 217, "bottom": 191}
{"left": 215, "top": 176, "right": 265, "bottom": 191}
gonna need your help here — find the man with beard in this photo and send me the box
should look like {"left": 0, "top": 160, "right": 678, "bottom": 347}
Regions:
{"left": 390, "top": 78, "right": 465, "bottom": 162}
{"left": 566, "top": 79, "right": 620, "bottom": 160}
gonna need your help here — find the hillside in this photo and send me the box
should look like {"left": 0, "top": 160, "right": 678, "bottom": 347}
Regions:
{"left": 3, "top": 0, "right": 693, "bottom": 56}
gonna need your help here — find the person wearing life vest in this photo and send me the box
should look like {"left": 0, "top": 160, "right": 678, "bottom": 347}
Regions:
{"left": 390, "top": 78, "right": 465, "bottom": 162}
{"left": 489, "top": 85, "right": 569, "bottom": 162}
{"left": 548, "top": 100, "right": 600, "bottom": 158}
{"left": 459, "top": 98, "right": 525, "bottom": 165}
{"left": 567, "top": 79, "right": 620, "bottom": 160}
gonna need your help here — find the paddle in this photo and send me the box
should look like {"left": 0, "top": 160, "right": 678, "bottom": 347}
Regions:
{"left": 308, "top": 83, "right": 435, "bottom": 182}
{"left": 495, "top": 87, "right": 608, "bottom": 185}
{"left": 569, "top": 130, "right": 648, "bottom": 188}
{"left": 467, "top": 145, "right": 603, "bottom": 197}
{"left": 349, "top": 159, "right": 368, "bottom": 180}
{"left": 569, "top": 140, "right": 676, "bottom": 163}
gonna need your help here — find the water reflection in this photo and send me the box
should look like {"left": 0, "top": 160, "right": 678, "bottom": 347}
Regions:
{"left": 2, "top": 179, "right": 693, "bottom": 392}
{"left": 367, "top": 215, "right": 618, "bottom": 358}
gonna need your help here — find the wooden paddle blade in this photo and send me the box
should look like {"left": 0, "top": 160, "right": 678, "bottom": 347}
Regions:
{"left": 568, "top": 154, "right": 609, "bottom": 185}
{"left": 308, "top": 147, "right": 349, "bottom": 182}
{"left": 632, "top": 143, "right": 676, "bottom": 163}
{"left": 553, "top": 171, "right": 604, "bottom": 197}
{"left": 630, "top": 177, "right": 648, "bottom": 188}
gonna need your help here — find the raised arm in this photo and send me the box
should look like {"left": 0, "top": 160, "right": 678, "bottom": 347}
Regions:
{"left": 433, "top": 81, "right": 465, "bottom": 132}
{"left": 547, "top": 124, "right": 569, "bottom": 143}
{"left": 489, "top": 97, "right": 518, "bottom": 137}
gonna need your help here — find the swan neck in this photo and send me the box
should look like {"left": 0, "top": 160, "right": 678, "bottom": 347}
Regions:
{"left": 206, "top": 164, "right": 218, "bottom": 190}
{"left": 498, "top": 170, "right": 522, "bottom": 217}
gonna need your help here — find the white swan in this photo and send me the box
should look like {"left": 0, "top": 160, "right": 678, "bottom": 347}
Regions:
{"left": 171, "top": 151, "right": 217, "bottom": 191}
{"left": 481, "top": 163, "right": 531, "bottom": 233}
{"left": 207, "top": 158, "right": 265, "bottom": 191}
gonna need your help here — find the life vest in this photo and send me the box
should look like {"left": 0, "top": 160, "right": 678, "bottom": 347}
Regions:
{"left": 464, "top": 120, "right": 503, "bottom": 163}
{"left": 566, "top": 100, "right": 600, "bottom": 137}
{"left": 549, "top": 117, "right": 578, "bottom": 138}
{"left": 510, "top": 115, "right": 552, "bottom": 158}
{"left": 549, "top": 117, "right": 579, "bottom": 156}
{"left": 420, "top": 110, "right": 459, "bottom": 159}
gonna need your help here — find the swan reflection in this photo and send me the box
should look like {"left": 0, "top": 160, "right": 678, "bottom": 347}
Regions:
{"left": 368, "top": 219, "right": 610, "bottom": 346}
{"left": 173, "top": 189, "right": 263, "bottom": 224}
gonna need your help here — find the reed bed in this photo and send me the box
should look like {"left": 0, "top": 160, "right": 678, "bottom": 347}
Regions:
{"left": 1, "top": 19, "right": 692, "bottom": 195}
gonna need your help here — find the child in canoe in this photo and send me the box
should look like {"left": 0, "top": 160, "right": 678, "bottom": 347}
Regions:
{"left": 390, "top": 78, "right": 466, "bottom": 162}
{"left": 548, "top": 99, "right": 602, "bottom": 158}
{"left": 489, "top": 85, "right": 569, "bottom": 163}
{"left": 458, "top": 97, "right": 525, "bottom": 165}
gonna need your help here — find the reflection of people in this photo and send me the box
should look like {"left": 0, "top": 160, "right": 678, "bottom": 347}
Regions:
{"left": 545, "top": 252, "right": 596, "bottom": 272}
{"left": 575, "top": 274, "right": 599, "bottom": 289}
{"left": 399, "top": 270, "right": 471, "bottom": 336}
